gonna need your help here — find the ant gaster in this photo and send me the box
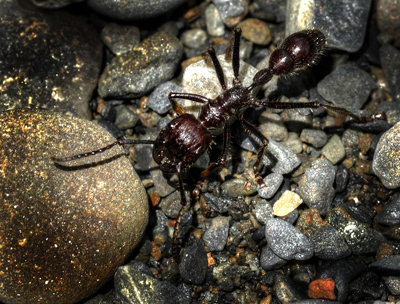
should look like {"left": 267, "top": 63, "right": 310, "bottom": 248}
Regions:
{"left": 53, "top": 28, "right": 385, "bottom": 261}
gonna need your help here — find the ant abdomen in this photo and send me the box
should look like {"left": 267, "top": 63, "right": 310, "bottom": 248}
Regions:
{"left": 269, "top": 29, "right": 326, "bottom": 75}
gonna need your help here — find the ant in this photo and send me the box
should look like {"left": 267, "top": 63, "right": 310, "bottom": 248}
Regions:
{"left": 53, "top": 28, "right": 385, "bottom": 262}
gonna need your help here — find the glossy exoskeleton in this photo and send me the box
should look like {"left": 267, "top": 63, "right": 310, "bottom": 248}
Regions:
{"left": 53, "top": 28, "right": 385, "bottom": 261}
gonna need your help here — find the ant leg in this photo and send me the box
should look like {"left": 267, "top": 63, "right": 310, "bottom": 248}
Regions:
{"left": 169, "top": 92, "right": 211, "bottom": 109}
{"left": 238, "top": 114, "right": 269, "bottom": 187}
{"left": 52, "top": 139, "right": 155, "bottom": 162}
{"left": 204, "top": 47, "right": 226, "bottom": 90}
{"left": 193, "top": 126, "right": 231, "bottom": 196}
{"left": 225, "top": 28, "right": 242, "bottom": 84}
{"left": 172, "top": 162, "right": 187, "bottom": 262}
{"left": 231, "top": 28, "right": 241, "bottom": 83}
{"left": 320, "top": 103, "right": 386, "bottom": 122}
{"left": 256, "top": 99, "right": 386, "bottom": 122}
{"left": 255, "top": 99, "right": 320, "bottom": 109}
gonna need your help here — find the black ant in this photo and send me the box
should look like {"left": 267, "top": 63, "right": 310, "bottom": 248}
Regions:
{"left": 53, "top": 28, "right": 385, "bottom": 262}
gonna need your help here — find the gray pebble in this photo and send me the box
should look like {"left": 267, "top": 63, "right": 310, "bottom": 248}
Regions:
{"left": 149, "top": 167, "right": 176, "bottom": 197}
{"left": 260, "top": 245, "right": 288, "bottom": 270}
{"left": 281, "top": 132, "right": 303, "bottom": 154}
{"left": 114, "top": 265, "right": 159, "bottom": 303}
{"left": 148, "top": 82, "right": 182, "bottom": 115}
{"left": 254, "top": 199, "right": 274, "bottom": 225}
{"left": 321, "top": 134, "right": 346, "bottom": 165}
{"left": 280, "top": 106, "right": 313, "bottom": 132}
{"left": 380, "top": 43, "right": 400, "bottom": 102}
{"left": 258, "top": 112, "right": 288, "bottom": 142}
{"left": 258, "top": 173, "right": 284, "bottom": 199}
{"left": 326, "top": 207, "right": 386, "bottom": 255}
{"left": 203, "top": 216, "right": 230, "bottom": 252}
{"left": 377, "top": 193, "right": 400, "bottom": 226}
{"left": 369, "top": 255, "right": 400, "bottom": 276}
{"left": 265, "top": 218, "right": 314, "bottom": 260}
{"left": 300, "top": 129, "right": 328, "bottom": 148}
{"left": 373, "top": 122, "right": 400, "bottom": 189}
{"left": 84, "top": 294, "right": 113, "bottom": 304}
{"left": 98, "top": 31, "right": 183, "bottom": 99}
{"left": 31, "top": 0, "right": 85, "bottom": 8}
{"left": 179, "top": 239, "right": 208, "bottom": 284}
{"left": 221, "top": 178, "right": 257, "bottom": 197}
{"left": 159, "top": 190, "right": 185, "bottom": 219}
{"left": 308, "top": 225, "right": 351, "bottom": 260}
{"left": 114, "top": 105, "right": 139, "bottom": 130}
{"left": 181, "top": 29, "right": 208, "bottom": 49}
{"left": 249, "top": 0, "right": 286, "bottom": 23}
{"left": 101, "top": 23, "right": 140, "bottom": 55}
{"left": 263, "top": 140, "right": 301, "bottom": 175}
{"left": 317, "top": 65, "right": 377, "bottom": 111}
{"left": 205, "top": 3, "right": 225, "bottom": 37}
{"left": 298, "top": 158, "right": 336, "bottom": 215}
{"left": 212, "top": 0, "right": 247, "bottom": 26}
{"left": 378, "top": 101, "right": 400, "bottom": 126}
{"left": 87, "top": 0, "right": 188, "bottom": 20}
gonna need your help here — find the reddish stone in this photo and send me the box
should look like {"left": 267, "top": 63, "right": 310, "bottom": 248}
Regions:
{"left": 308, "top": 277, "right": 337, "bottom": 301}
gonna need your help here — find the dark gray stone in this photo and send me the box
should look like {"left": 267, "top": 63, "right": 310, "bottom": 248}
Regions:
{"left": 179, "top": 239, "right": 208, "bottom": 284}
{"left": 260, "top": 245, "right": 288, "bottom": 270}
{"left": 380, "top": 44, "right": 400, "bottom": 102}
{"left": 377, "top": 194, "right": 400, "bottom": 226}
{"left": 318, "top": 65, "right": 377, "bottom": 111}
{"left": 87, "top": 0, "right": 188, "bottom": 20}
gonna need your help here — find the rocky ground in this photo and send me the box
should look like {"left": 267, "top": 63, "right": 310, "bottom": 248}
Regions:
{"left": 1, "top": 0, "right": 400, "bottom": 303}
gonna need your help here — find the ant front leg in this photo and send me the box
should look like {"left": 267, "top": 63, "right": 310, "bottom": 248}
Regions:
{"left": 172, "top": 162, "right": 188, "bottom": 263}
{"left": 238, "top": 113, "right": 269, "bottom": 187}
{"left": 168, "top": 92, "right": 211, "bottom": 116}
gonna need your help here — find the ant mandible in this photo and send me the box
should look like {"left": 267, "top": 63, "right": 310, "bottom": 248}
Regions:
{"left": 53, "top": 28, "right": 385, "bottom": 261}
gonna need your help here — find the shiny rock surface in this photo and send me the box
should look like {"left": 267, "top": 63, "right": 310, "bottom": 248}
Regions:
{"left": 0, "top": 109, "right": 149, "bottom": 304}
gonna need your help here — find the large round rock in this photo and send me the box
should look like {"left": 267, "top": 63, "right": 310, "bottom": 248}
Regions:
{"left": 0, "top": 109, "right": 149, "bottom": 304}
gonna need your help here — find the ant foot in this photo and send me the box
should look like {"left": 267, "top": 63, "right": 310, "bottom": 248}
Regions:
{"left": 193, "top": 180, "right": 207, "bottom": 196}
{"left": 255, "top": 173, "right": 266, "bottom": 188}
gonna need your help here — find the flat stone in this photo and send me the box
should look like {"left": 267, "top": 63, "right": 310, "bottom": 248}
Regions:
{"left": 0, "top": 109, "right": 148, "bottom": 304}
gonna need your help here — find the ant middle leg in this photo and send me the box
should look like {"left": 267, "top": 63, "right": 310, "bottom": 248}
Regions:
{"left": 172, "top": 162, "right": 189, "bottom": 262}
{"left": 193, "top": 125, "right": 232, "bottom": 196}
{"left": 238, "top": 113, "right": 269, "bottom": 187}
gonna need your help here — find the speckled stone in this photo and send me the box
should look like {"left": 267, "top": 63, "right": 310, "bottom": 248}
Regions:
{"left": 373, "top": 122, "right": 400, "bottom": 189}
{"left": 0, "top": 109, "right": 149, "bottom": 304}
{"left": 98, "top": 31, "right": 183, "bottom": 99}
{"left": 0, "top": 0, "right": 102, "bottom": 120}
